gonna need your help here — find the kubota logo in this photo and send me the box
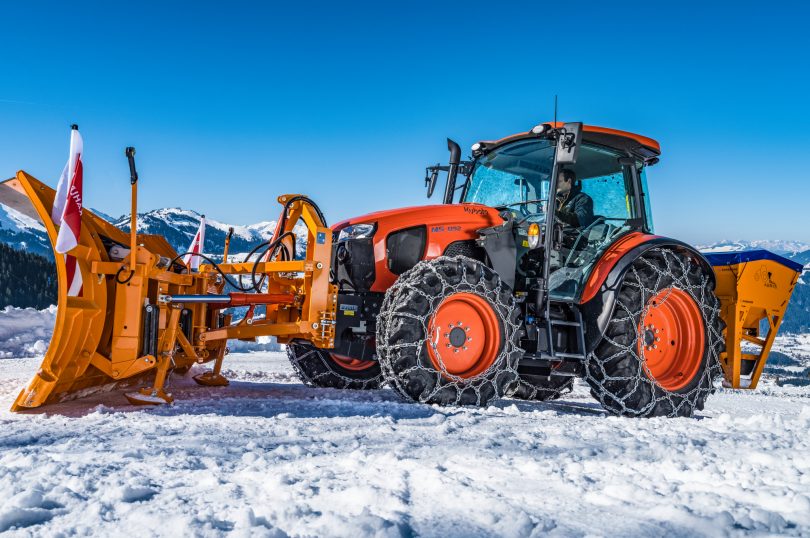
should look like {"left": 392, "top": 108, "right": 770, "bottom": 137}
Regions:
{"left": 754, "top": 265, "right": 777, "bottom": 289}
{"left": 463, "top": 206, "right": 487, "bottom": 215}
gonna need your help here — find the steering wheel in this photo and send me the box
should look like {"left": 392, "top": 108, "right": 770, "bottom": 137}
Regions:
{"left": 560, "top": 216, "right": 606, "bottom": 267}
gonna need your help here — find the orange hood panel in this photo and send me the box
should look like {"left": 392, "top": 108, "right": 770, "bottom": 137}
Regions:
{"left": 334, "top": 203, "right": 504, "bottom": 292}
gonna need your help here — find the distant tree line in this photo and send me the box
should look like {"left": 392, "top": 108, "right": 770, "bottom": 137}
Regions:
{"left": 780, "top": 281, "right": 810, "bottom": 334}
{"left": 0, "top": 243, "right": 57, "bottom": 309}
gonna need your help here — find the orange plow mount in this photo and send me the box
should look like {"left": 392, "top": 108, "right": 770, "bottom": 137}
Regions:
{"left": 1, "top": 169, "right": 335, "bottom": 410}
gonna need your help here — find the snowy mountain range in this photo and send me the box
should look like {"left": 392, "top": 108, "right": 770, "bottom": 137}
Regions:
{"left": 0, "top": 203, "right": 52, "bottom": 257}
{"left": 3, "top": 199, "right": 809, "bottom": 266}
{"left": 111, "top": 208, "right": 280, "bottom": 259}
{"left": 0, "top": 203, "right": 294, "bottom": 260}
{"left": 698, "top": 239, "right": 810, "bottom": 257}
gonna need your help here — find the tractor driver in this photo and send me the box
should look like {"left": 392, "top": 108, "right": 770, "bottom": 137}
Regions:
{"left": 555, "top": 169, "right": 594, "bottom": 229}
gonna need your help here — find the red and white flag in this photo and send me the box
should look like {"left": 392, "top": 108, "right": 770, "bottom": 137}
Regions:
{"left": 64, "top": 254, "right": 83, "bottom": 296}
{"left": 53, "top": 125, "right": 83, "bottom": 253}
{"left": 183, "top": 216, "right": 206, "bottom": 271}
{"left": 52, "top": 125, "right": 84, "bottom": 296}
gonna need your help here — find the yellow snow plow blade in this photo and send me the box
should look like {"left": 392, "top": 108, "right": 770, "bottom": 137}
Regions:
{"left": 707, "top": 251, "right": 803, "bottom": 389}
{"left": 1, "top": 171, "right": 335, "bottom": 411}
{"left": 2, "top": 172, "right": 116, "bottom": 410}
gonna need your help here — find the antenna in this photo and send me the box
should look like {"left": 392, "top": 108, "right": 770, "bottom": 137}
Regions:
{"left": 554, "top": 95, "right": 558, "bottom": 125}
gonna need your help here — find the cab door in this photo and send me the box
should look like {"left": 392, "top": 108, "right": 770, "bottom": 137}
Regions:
{"left": 548, "top": 145, "right": 647, "bottom": 301}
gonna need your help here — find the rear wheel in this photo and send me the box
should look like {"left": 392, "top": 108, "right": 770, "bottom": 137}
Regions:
{"left": 286, "top": 342, "right": 383, "bottom": 390}
{"left": 585, "top": 248, "right": 723, "bottom": 417}
{"left": 377, "top": 256, "right": 522, "bottom": 406}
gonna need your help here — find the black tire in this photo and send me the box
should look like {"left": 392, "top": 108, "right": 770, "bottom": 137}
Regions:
{"left": 585, "top": 248, "right": 723, "bottom": 417}
{"left": 286, "top": 342, "right": 383, "bottom": 390}
{"left": 508, "top": 374, "right": 574, "bottom": 401}
{"left": 376, "top": 256, "right": 522, "bottom": 406}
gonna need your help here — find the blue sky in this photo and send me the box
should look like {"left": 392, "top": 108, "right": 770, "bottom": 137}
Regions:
{"left": 1, "top": 1, "right": 808, "bottom": 244}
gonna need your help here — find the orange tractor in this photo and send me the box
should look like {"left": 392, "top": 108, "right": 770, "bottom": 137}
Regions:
{"left": 2, "top": 122, "right": 801, "bottom": 417}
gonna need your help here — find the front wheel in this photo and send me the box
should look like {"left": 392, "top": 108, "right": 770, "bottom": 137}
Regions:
{"left": 376, "top": 256, "right": 522, "bottom": 406}
{"left": 585, "top": 248, "right": 723, "bottom": 417}
{"left": 287, "top": 342, "right": 383, "bottom": 390}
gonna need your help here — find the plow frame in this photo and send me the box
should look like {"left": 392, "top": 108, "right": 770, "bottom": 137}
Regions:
{"left": 2, "top": 172, "right": 335, "bottom": 410}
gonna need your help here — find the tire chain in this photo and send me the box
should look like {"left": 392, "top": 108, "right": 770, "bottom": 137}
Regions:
{"left": 286, "top": 343, "right": 384, "bottom": 390}
{"left": 584, "top": 248, "right": 724, "bottom": 417}
{"left": 377, "top": 256, "right": 523, "bottom": 406}
{"left": 508, "top": 374, "right": 574, "bottom": 402}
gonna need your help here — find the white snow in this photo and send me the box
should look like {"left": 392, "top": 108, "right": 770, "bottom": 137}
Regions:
{"left": 0, "top": 203, "right": 46, "bottom": 234}
{"left": 698, "top": 240, "right": 810, "bottom": 255}
{"left": 0, "top": 306, "right": 280, "bottom": 357}
{"left": 0, "top": 306, "right": 57, "bottom": 359}
{"left": 0, "top": 353, "right": 807, "bottom": 536}
{"left": 1, "top": 307, "right": 809, "bottom": 536}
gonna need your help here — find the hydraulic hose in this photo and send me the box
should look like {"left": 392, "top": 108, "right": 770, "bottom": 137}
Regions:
{"left": 278, "top": 195, "right": 328, "bottom": 230}
{"left": 167, "top": 251, "right": 257, "bottom": 292}
{"left": 169, "top": 196, "right": 326, "bottom": 296}
{"left": 250, "top": 231, "right": 295, "bottom": 292}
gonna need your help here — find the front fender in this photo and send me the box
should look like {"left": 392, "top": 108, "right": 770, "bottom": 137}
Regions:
{"left": 579, "top": 235, "right": 714, "bottom": 352}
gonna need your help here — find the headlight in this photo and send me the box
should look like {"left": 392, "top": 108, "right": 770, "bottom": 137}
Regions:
{"left": 527, "top": 223, "right": 541, "bottom": 249}
{"left": 337, "top": 223, "right": 376, "bottom": 242}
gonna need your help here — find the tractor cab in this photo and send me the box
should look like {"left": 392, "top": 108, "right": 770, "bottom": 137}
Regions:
{"left": 435, "top": 123, "right": 660, "bottom": 302}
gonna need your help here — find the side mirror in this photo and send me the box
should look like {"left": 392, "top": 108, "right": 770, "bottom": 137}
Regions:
{"left": 425, "top": 167, "right": 439, "bottom": 198}
{"left": 556, "top": 122, "right": 583, "bottom": 165}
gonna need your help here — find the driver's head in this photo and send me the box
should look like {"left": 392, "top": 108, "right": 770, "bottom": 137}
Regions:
{"left": 557, "top": 169, "right": 576, "bottom": 194}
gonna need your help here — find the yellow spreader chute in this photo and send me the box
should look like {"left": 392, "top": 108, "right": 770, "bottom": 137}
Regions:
{"left": 1, "top": 170, "right": 336, "bottom": 410}
{"left": 707, "top": 250, "right": 803, "bottom": 389}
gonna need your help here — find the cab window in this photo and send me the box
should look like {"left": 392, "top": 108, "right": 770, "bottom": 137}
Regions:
{"left": 548, "top": 144, "right": 642, "bottom": 300}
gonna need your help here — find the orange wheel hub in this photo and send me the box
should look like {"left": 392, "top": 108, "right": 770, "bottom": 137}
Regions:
{"left": 330, "top": 353, "right": 377, "bottom": 371}
{"left": 637, "top": 287, "right": 705, "bottom": 391}
{"left": 426, "top": 292, "right": 500, "bottom": 379}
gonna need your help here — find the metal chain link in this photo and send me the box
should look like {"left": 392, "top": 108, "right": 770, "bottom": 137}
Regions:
{"left": 377, "top": 256, "right": 522, "bottom": 406}
{"left": 584, "top": 248, "right": 723, "bottom": 417}
{"left": 287, "top": 344, "right": 384, "bottom": 390}
{"left": 508, "top": 375, "right": 574, "bottom": 401}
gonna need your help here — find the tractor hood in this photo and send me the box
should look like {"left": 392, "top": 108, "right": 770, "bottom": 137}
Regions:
{"left": 332, "top": 203, "right": 503, "bottom": 233}
{"left": 332, "top": 203, "right": 504, "bottom": 292}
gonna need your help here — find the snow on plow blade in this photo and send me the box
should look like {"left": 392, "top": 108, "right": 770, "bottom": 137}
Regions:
{"left": 708, "top": 250, "right": 803, "bottom": 390}
{"left": 1, "top": 171, "right": 335, "bottom": 411}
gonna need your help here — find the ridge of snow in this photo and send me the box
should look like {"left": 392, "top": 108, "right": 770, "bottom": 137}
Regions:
{"left": 0, "top": 203, "right": 46, "bottom": 233}
{"left": 699, "top": 239, "right": 810, "bottom": 255}
{"left": 0, "top": 305, "right": 57, "bottom": 358}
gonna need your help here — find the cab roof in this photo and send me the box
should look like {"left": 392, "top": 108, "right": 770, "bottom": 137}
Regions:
{"left": 482, "top": 122, "right": 661, "bottom": 163}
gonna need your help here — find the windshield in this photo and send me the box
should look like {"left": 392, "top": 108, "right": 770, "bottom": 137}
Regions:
{"left": 463, "top": 139, "right": 554, "bottom": 214}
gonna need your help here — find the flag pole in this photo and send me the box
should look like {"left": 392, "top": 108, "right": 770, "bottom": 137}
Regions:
{"left": 125, "top": 147, "right": 139, "bottom": 276}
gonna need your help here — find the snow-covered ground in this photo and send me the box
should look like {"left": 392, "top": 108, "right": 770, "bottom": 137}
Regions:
{"left": 0, "top": 306, "right": 57, "bottom": 358}
{"left": 0, "top": 306, "right": 280, "bottom": 357}
{"left": 0, "top": 349, "right": 808, "bottom": 537}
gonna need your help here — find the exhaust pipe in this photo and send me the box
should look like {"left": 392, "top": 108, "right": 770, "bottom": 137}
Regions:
{"left": 443, "top": 138, "right": 461, "bottom": 204}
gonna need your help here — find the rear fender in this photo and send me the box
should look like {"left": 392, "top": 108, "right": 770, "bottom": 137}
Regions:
{"left": 579, "top": 235, "right": 714, "bottom": 352}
